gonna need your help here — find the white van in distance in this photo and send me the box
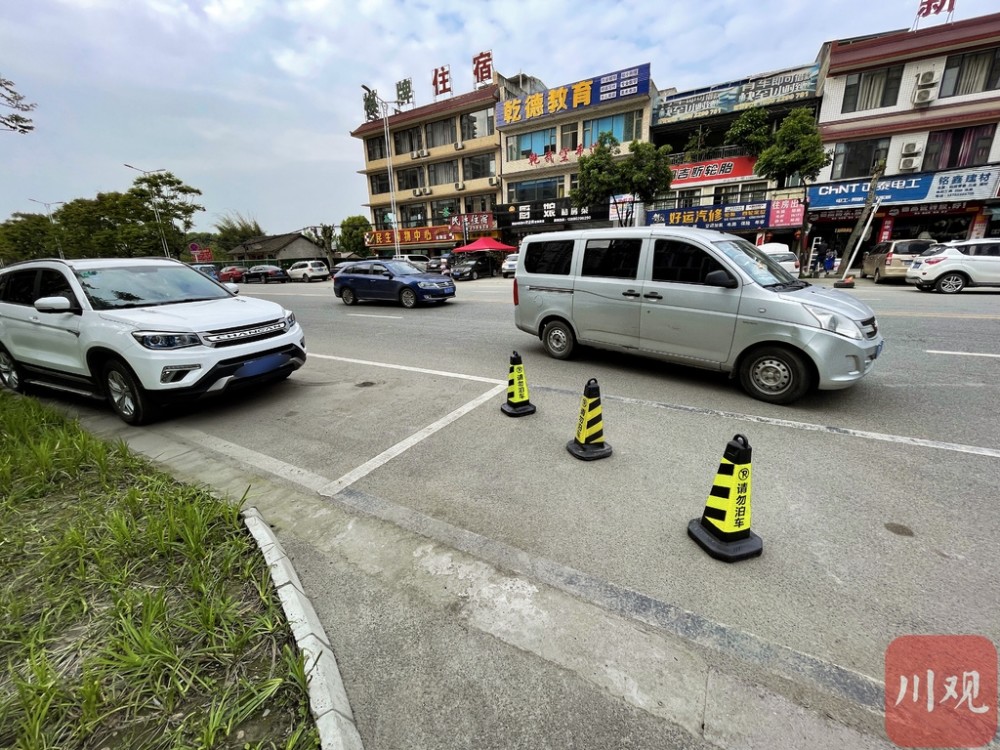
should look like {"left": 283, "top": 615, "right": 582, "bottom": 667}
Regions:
{"left": 512, "top": 226, "right": 883, "bottom": 405}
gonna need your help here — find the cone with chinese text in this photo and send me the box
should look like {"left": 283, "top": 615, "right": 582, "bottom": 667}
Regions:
{"left": 566, "top": 378, "right": 612, "bottom": 460}
{"left": 687, "top": 434, "right": 762, "bottom": 562}
{"left": 501, "top": 351, "right": 536, "bottom": 417}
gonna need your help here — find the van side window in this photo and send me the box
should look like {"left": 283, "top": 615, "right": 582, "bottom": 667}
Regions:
{"left": 581, "top": 239, "right": 641, "bottom": 279}
{"left": 523, "top": 240, "right": 574, "bottom": 275}
{"left": 652, "top": 240, "right": 724, "bottom": 284}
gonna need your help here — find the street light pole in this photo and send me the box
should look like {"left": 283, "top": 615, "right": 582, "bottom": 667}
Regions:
{"left": 362, "top": 85, "right": 401, "bottom": 257}
{"left": 124, "top": 163, "right": 171, "bottom": 258}
{"left": 29, "top": 198, "right": 65, "bottom": 259}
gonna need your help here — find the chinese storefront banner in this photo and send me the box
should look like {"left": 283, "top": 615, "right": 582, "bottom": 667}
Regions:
{"left": 365, "top": 225, "right": 455, "bottom": 247}
{"left": 809, "top": 166, "right": 1000, "bottom": 209}
{"left": 647, "top": 202, "right": 769, "bottom": 232}
{"left": 654, "top": 64, "right": 819, "bottom": 125}
{"left": 769, "top": 198, "right": 806, "bottom": 228}
{"left": 669, "top": 156, "right": 758, "bottom": 186}
{"left": 472, "top": 51, "right": 493, "bottom": 86}
{"left": 496, "top": 64, "right": 651, "bottom": 128}
{"left": 496, "top": 198, "right": 610, "bottom": 228}
{"left": 449, "top": 212, "right": 495, "bottom": 231}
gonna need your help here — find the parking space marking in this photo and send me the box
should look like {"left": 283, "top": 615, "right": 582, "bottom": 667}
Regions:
{"left": 346, "top": 314, "right": 404, "bottom": 319}
{"left": 309, "top": 353, "right": 504, "bottom": 385}
{"left": 927, "top": 350, "right": 1000, "bottom": 359}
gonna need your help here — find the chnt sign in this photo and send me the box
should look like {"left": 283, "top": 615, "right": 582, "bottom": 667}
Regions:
{"left": 808, "top": 166, "right": 1000, "bottom": 209}
{"left": 496, "top": 198, "right": 610, "bottom": 229}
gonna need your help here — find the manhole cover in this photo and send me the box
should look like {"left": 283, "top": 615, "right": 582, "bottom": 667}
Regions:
{"left": 884, "top": 522, "right": 914, "bottom": 537}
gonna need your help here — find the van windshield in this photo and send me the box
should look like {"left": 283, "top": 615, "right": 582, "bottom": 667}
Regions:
{"left": 713, "top": 239, "right": 800, "bottom": 287}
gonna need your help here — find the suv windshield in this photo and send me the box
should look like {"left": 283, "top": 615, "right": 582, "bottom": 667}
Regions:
{"left": 713, "top": 239, "right": 800, "bottom": 287}
{"left": 75, "top": 265, "right": 232, "bottom": 310}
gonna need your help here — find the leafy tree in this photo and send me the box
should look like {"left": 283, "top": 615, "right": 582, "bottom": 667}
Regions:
{"left": 338, "top": 215, "right": 372, "bottom": 257}
{"left": 723, "top": 107, "right": 773, "bottom": 157}
{"left": 1, "top": 75, "right": 35, "bottom": 134}
{"left": 682, "top": 125, "right": 711, "bottom": 161}
{"left": 753, "top": 107, "right": 831, "bottom": 189}
{"left": 214, "top": 211, "right": 266, "bottom": 255}
{"left": 56, "top": 192, "right": 153, "bottom": 258}
{"left": 0, "top": 213, "right": 51, "bottom": 264}
{"left": 302, "top": 223, "right": 337, "bottom": 255}
{"left": 128, "top": 172, "right": 204, "bottom": 258}
{"left": 571, "top": 133, "right": 674, "bottom": 227}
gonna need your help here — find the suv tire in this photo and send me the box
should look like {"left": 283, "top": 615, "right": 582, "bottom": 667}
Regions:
{"left": 103, "top": 359, "right": 155, "bottom": 426}
{"left": 739, "top": 346, "right": 812, "bottom": 405}
{"left": 0, "top": 346, "right": 25, "bottom": 393}
{"left": 935, "top": 273, "right": 966, "bottom": 294}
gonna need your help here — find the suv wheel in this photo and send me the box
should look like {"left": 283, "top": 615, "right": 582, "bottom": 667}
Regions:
{"left": 935, "top": 273, "right": 966, "bottom": 294}
{"left": 340, "top": 287, "right": 357, "bottom": 305}
{"left": 0, "top": 346, "right": 25, "bottom": 393}
{"left": 103, "top": 360, "right": 155, "bottom": 425}
{"left": 739, "top": 346, "right": 812, "bottom": 405}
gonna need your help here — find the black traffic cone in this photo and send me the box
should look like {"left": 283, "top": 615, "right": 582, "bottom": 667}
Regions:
{"left": 566, "top": 378, "right": 612, "bottom": 460}
{"left": 501, "top": 351, "right": 536, "bottom": 417}
{"left": 687, "top": 434, "right": 762, "bottom": 562}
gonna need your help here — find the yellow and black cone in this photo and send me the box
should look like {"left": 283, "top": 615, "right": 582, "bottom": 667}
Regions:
{"left": 501, "top": 350, "right": 536, "bottom": 417}
{"left": 566, "top": 378, "right": 612, "bottom": 460}
{"left": 687, "top": 434, "right": 762, "bottom": 562}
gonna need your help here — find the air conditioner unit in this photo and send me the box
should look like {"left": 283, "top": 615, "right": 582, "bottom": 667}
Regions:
{"left": 412, "top": 188, "right": 422, "bottom": 197}
{"left": 410, "top": 151, "right": 419, "bottom": 159}
{"left": 454, "top": 142, "right": 465, "bottom": 151}
{"left": 901, "top": 142, "right": 921, "bottom": 155}
{"left": 899, "top": 156, "right": 920, "bottom": 170}
{"left": 454, "top": 181, "right": 465, "bottom": 191}
{"left": 917, "top": 70, "right": 940, "bottom": 87}
{"left": 422, "top": 187, "right": 432, "bottom": 195}
{"left": 912, "top": 88, "right": 935, "bottom": 105}
{"left": 488, "top": 176, "right": 500, "bottom": 187}
{"left": 418, "top": 149, "right": 430, "bottom": 157}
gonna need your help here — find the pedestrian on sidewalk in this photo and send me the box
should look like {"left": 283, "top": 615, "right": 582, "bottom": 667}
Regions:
{"left": 824, "top": 247, "right": 836, "bottom": 277}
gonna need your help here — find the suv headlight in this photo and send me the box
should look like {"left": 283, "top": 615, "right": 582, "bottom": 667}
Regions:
{"left": 131, "top": 331, "right": 202, "bottom": 349}
{"left": 803, "top": 304, "right": 863, "bottom": 340}
{"left": 285, "top": 310, "right": 297, "bottom": 328}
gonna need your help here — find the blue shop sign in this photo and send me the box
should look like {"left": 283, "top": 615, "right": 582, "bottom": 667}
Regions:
{"left": 808, "top": 166, "right": 1000, "bottom": 209}
{"left": 647, "top": 202, "right": 769, "bottom": 231}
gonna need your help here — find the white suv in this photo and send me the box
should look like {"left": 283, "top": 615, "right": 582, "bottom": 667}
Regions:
{"left": 0, "top": 257, "right": 306, "bottom": 424}
{"left": 905, "top": 239, "right": 1000, "bottom": 293}
{"left": 287, "top": 260, "right": 330, "bottom": 282}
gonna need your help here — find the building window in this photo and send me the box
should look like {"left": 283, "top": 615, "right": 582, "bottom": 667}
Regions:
{"left": 841, "top": 66, "right": 904, "bottom": 113}
{"left": 460, "top": 108, "right": 495, "bottom": 140}
{"left": 507, "top": 178, "right": 561, "bottom": 203}
{"left": 397, "top": 166, "right": 424, "bottom": 191}
{"left": 941, "top": 47, "right": 1000, "bottom": 97}
{"left": 462, "top": 153, "right": 495, "bottom": 180}
{"left": 464, "top": 194, "right": 496, "bottom": 214}
{"left": 712, "top": 184, "right": 741, "bottom": 205}
{"left": 831, "top": 138, "right": 890, "bottom": 179}
{"left": 426, "top": 117, "right": 456, "bottom": 148}
{"left": 922, "top": 124, "right": 996, "bottom": 170}
{"left": 370, "top": 172, "right": 390, "bottom": 195}
{"left": 431, "top": 198, "right": 460, "bottom": 223}
{"left": 506, "top": 128, "right": 557, "bottom": 161}
{"left": 561, "top": 123, "right": 579, "bottom": 151}
{"left": 393, "top": 126, "right": 423, "bottom": 156}
{"left": 366, "top": 136, "right": 387, "bottom": 161}
{"left": 741, "top": 181, "right": 768, "bottom": 202}
{"left": 374, "top": 206, "right": 395, "bottom": 230}
{"left": 569, "top": 173, "right": 579, "bottom": 192}
{"left": 582, "top": 110, "right": 643, "bottom": 147}
{"left": 401, "top": 204, "right": 426, "bottom": 228}
{"left": 427, "top": 160, "right": 459, "bottom": 186}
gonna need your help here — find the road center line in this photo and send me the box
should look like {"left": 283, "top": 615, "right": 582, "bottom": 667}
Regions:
{"left": 927, "top": 350, "right": 1000, "bottom": 359}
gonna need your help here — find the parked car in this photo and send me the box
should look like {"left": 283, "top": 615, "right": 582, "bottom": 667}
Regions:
{"left": 0, "top": 257, "right": 305, "bottom": 425}
{"left": 861, "top": 239, "right": 935, "bottom": 283}
{"left": 451, "top": 255, "right": 497, "bottom": 281}
{"left": 191, "top": 263, "right": 219, "bottom": 280}
{"left": 334, "top": 259, "right": 455, "bottom": 308}
{"left": 219, "top": 265, "right": 248, "bottom": 283}
{"left": 758, "top": 244, "right": 799, "bottom": 275}
{"left": 331, "top": 261, "right": 355, "bottom": 275}
{"left": 426, "top": 256, "right": 452, "bottom": 275}
{"left": 905, "top": 238, "right": 1000, "bottom": 293}
{"left": 501, "top": 253, "right": 519, "bottom": 278}
{"left": 243, "top": 265, "right": 290, "bottom": 283}
{"left": 393, "top": 254, "right": 431, "bottom": 271}
{"left": 287, "top": 260, "right": 331, "bottom": 282}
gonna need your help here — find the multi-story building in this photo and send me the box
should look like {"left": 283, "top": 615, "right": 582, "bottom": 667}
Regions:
{"left": 808, "top": 11, "right": 1000, "bottom": 258}
{"left": 494, "top": 64, "right": 655, "bottom": 244}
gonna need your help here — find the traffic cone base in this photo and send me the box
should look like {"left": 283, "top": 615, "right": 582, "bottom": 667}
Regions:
{"left": 501, "top": 351, "right": 536, "bottom": 417}
{"left": 567, "top": 377, "right": 611, "bottom": 460}
{"left": 687, "top": 519, "right": 762, "bottom": 562}
{"left": 566, "top": 438, "right": 612, "bottom": 460}
{"left": 502, "top": 400, "right": 536, "bottom": 417}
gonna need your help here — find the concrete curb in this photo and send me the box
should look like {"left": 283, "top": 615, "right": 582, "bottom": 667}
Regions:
{"left": 242, "top": 507, "right": 365, "bottom": 750}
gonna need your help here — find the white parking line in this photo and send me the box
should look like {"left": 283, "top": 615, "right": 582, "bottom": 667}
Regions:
{"left": 927, "top": 350, "right": 1000, "bottom": 359}
{"left": 308, "top": 353, "right": 504, "bottom": 384}
{"left": 347, "top": 313, "right": 404, "bottom": 319}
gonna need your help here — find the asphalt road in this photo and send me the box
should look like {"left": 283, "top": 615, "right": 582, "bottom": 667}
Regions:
{"left": 62, "top": 274, "right": 1000, "bottom": 748}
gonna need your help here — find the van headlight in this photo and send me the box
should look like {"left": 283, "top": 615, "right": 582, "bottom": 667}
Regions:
{"left": 803, "top": 305, "right": 863, "bottom": 340}
{"left": 131, "top": 331, "right": 202, "bottom": 349}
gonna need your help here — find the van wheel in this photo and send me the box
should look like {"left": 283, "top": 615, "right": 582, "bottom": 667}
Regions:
{"left": 103, "top": 359, "right": 156, "bottom": 425}
{"left": 738, "top": 346, "right": 811, "bottom": 405}
{"left": 542, "top": 320, "right": 575, "bottom": 360}
{"left": 0, "top": 346, "right": 25, "bottom": 393}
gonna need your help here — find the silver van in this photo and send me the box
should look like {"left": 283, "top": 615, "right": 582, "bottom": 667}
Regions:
{"left": 513, "top": 226, "right": 884, "bottom": 404}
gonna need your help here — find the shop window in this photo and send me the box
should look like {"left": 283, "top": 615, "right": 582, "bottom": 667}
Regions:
{"left": 841, "top": 66, "right": 904, "bottom": 113}
{"left": 940, "top": 47, "right": 1000, "bottom": 98}
{"left": 393, "top": 126, "right": 423, "bottom": 156}
{"left": 428, "top": 160, "right": 458, "bottom": 186}
{"left": 366, "top": 135, "right": 387, "bottom": 161}
{"left": 831, "top": 138, "right": 890, "bottom": 180}
{"left": 426, "top": 118, "right": 456, "bottom": 149}
{"left": 460, "top": 108, "right": 495, "bottom": 140}
{"left": 922, "top": 124, "right": 996, "bottom": 170}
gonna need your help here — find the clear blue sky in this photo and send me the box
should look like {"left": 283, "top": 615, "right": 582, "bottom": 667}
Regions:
{"left": 2, "top": 0, "right": 996, "bottom": 234}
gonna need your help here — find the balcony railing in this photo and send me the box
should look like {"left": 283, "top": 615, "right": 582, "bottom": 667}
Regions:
{"left": 667, "top": 144, "right": 749, "bottom": 165}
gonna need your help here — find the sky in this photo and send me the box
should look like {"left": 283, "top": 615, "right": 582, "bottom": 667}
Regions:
{"left": 2, "top": 0, "right": 998, "bottom": 235}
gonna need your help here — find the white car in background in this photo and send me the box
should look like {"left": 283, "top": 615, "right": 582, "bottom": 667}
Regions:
{"left": 287, "top": 260, "right": 330, "bottom": 282}
{"left": 501, "top": 253, "right": 519, "bottom": 278}
{"left": 906, "top": 238, "right": 1000, "bottom": 293}
{"left": 758, "top": 243, "right": 800, "bottom": 275}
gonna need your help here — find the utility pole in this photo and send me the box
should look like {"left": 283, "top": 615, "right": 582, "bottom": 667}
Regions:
{"left": 29, "top": 198, "right": 65, "bottom": 259}
{"left": 124, "top": 163, "right": 171, "bottom": 258}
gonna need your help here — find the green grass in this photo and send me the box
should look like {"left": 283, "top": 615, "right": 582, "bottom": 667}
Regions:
{"left": 0, "top": 390, "right": 320, "bottom": 749}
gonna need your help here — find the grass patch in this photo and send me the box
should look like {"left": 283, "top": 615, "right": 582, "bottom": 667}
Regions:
{"left": 0, "top": 390, "right": 319, "bottom": 749}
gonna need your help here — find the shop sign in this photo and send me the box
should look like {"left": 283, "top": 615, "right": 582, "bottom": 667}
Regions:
{"left": 364, "top": 225, "right": 455, "bottom": 247}
{"left": 496, "top": 198, "right": 610, "bottom": 228}
{"left": 647, "top": 202, "right": 768, "bottom": 231}
{"left": 670, "top": 156, "right": 757, "bottom": 186}
{"left": 654, "top": 64, "right": 819, "bottom": 125}
{"left": 496, "top": 64, "right": 650, "bottom": 128}
{"left": 449, "top": 212, "right": 494, "bottom": 231}
{"left": 769, "top": 198, "right": 806, "bottom": 228}
{"left": 808, "top": 166, "right": 1000, "bottom": 209}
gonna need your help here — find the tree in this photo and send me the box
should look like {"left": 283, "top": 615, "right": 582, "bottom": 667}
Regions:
{"left": 302, "top": 223, "right": 337, "bottom": 255}
{"left": 571, "top": 133, "right": 674, "bottom": 227}
{"left": 753, "top": 107, "right": 830, "bottom": 189}
{"left": 682, "top": 125, "right": 711, "bottom": 162}
{"left": 338, "top": 215, "right": 372, "bottom": 257}
{"left": 0, "top": 213, "right": 51, "bottom": 264}
{"left": 723, "top": 107, "right": 773, "bottom": 157}
{"left": 1, "top": 75, "right": 35, "bottom": 134}
{"left": 128, "top": 172, "right": 204, "bottom": 258}
{"left": 213, "top": 211, "right": 265, "bottom": 255}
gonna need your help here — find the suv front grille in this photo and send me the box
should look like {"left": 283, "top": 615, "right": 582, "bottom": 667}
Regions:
{"left": 860, "top": 316, "right": 878, "bottom": 339}
{"left": 203, "top": 318, "right": 287, "bottom": 348}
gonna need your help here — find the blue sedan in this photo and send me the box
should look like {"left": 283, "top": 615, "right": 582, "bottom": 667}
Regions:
{"left": 334, "top": 260, "right": 455, "bottom": 308}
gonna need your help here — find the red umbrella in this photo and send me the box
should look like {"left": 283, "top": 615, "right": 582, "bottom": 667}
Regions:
{"left": 452, "top": 236, "right": 517, "bottom": 253}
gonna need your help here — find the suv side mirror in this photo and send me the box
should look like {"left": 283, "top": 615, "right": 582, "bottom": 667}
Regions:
{"left": 704, "top": 270, "right": 738, "bottom": 288}
{"left": 34, "top": 296, "right": 75, "bottom": 313}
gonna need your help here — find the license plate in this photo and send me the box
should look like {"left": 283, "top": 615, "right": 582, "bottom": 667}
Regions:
{"left": 902, "top": 260, "right": 912, "bottom": 265}
{"left": 235, "top": 353, "right": 288, "bottom": 378}
{"left": 444, "top": 287, "right": 454, "bottom": 293}
{"left": 911, "top": 261, "right": 921, "bottom": 269}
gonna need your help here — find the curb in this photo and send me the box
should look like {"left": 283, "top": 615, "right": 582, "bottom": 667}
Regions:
{"left": 242, "top": 507, "right": 365, "bottom": 750}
